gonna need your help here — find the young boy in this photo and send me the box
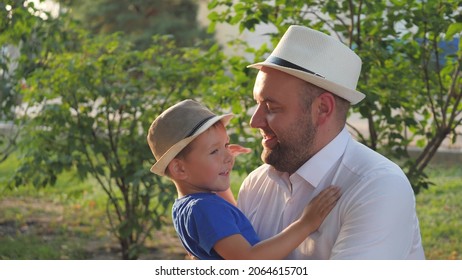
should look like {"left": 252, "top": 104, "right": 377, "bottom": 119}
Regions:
{"left": 147, "top": 99, "right": 340, "bottom": 260}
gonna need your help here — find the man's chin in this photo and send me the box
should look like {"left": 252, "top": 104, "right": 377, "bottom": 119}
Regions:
{"left": 261, "top": 150, "right": 304, "bottom": 173}
{"left": 261, "top": 150, "right": 279, "bottom": 167}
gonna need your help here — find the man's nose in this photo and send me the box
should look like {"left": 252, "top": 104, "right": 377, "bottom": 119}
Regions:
{"left": 250, "top": 104, "right": 265, "bottom": 128}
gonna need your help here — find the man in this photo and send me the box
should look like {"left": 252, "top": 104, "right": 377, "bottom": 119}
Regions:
{"left": 237, "top": 25, "right": 425, "bottom": 259}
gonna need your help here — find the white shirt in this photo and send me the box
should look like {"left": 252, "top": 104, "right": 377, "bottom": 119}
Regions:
{"left": 238, "top": 127, "right": 425, "bottom": 259}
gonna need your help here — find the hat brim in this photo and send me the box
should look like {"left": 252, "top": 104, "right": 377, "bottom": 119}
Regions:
{"left": 247, "top": 62, "right": 365, "bottom": 105}
{"left": 150, "top": 113, "right": 233, "bottom": 176}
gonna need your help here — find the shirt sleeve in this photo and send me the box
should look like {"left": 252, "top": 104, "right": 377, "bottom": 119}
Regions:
{"left": 188, "top": 199, "right": 243, "bottom": 254}
{"left": 331, "top": 174, "right": 418, "bottom": 259}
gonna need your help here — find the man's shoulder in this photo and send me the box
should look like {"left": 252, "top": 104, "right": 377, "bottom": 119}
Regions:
{"left": 239, "top": 164, "right": 274, "bottom": 195}
{"left": 243, "top": 164, "right": 274, "bottom": 184}
{"left": 344, "top": 139, "right": 403, "bottom": 173}
{"left": 247, "top": 163, "right": 272, "bottom": 176}
{"left": 342, "top": 139, "right": 411, "bottom": 188}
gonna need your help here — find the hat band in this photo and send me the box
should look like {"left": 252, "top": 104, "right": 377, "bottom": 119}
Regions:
{"left": 267, "top": 56, "right": 325, "bottom": 78}
{"left": 185, "top": 115, "right": 215, "bottom": 137}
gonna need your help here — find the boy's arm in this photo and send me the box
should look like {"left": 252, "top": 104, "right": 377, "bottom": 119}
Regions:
{"left": 214, "top": 186, "right": 340, "bottom": 259}
{"left": 214, "top": 219, "right": 311, "bottom": 260}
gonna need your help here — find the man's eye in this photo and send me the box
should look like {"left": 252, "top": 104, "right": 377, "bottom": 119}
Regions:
{"left": 266, "top": 104, "right": 278, "bottom": 112}
{"left": 210, "top": 149, "right": 218, "bottom": 155}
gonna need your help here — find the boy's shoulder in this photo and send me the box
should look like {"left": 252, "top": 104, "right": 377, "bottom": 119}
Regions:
{"left": 175, "top": 193, "right": 233, "bottom": 212}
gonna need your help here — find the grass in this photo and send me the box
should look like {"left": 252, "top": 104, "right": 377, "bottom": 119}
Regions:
{"left": 0, "top": 154, "right": 461, "bottom": 259}
{"left": 0, "top": 155, "right": 123, "bottom": 259}
{"left": 415, "top": 165, "right": 462, "bottom": 260}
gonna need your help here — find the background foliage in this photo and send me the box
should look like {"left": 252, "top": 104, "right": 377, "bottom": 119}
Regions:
{"left": 1, "top": 0, "right": 461, "bottom": 259}
{"left": 207, "top": 0, "right": 462, "bottom": 193}
{"left": 57, "top": 0, "right": 213, "bottom": 50}
{"left": 1, "top": 0, "right": 78, "bottom": 163}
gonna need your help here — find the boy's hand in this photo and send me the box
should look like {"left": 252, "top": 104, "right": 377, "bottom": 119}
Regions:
{"left": 228, "top": 144, "right": 251, "bottom": 157}
{"left": 300, "top": 186, "right": 341, "bottom": 232}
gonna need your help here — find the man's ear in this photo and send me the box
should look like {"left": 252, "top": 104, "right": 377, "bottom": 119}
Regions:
{"left": 314, "top": 92, "right": 335, "bottom": 125}
{"left": 167, "top": 159, "right": 187, "bottom": 180}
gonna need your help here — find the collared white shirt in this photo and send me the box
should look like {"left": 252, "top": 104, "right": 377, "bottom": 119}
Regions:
{"left": 238, "top": 127, "right": 425, "bottom": 259}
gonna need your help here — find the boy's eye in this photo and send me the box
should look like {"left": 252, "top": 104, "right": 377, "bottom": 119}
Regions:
{"left": 210, "top": 149, "right": 218, "bottom": 155}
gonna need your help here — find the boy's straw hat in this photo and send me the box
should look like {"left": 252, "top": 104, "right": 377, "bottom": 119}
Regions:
{"left": 147, "top": 99, "right": 233, "bottom": 176}
{"left": 248, "top": 25, "right": 365, "bottom": 104}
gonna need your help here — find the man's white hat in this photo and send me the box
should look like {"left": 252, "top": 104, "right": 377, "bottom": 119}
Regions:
{"left": 248, "top": 25, "right": 365, "bottom": 104}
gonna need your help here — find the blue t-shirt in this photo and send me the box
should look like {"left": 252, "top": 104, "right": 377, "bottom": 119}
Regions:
{"left": 172, "top": 193, "right": 260, "bottom": 260}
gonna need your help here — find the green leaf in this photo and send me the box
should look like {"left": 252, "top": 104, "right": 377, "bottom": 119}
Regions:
{"left": 445, "top": 23, "right": 462, "bottom": 40}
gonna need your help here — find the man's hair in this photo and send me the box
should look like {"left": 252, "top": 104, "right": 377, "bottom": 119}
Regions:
{"left": 299, "top": 82, "right": 323, "bottom": 110}
{"left": 333, "top": 95, "right": 350, "bottom": 123}
{"left": 299, "top": 82, "right": 350, "bottom": 124}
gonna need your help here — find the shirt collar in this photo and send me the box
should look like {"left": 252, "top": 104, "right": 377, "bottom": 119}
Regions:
{"left": 295, "top": 127, "right": 350, "bottom": 188}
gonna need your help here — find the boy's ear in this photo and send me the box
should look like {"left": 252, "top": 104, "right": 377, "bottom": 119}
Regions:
{"left": 167, "top": 159, "right": 187, "bottom": 180}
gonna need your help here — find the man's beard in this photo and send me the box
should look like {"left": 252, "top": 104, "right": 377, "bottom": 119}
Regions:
{"left": 262, "top": 118, "right": 317, "bottom": 174}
